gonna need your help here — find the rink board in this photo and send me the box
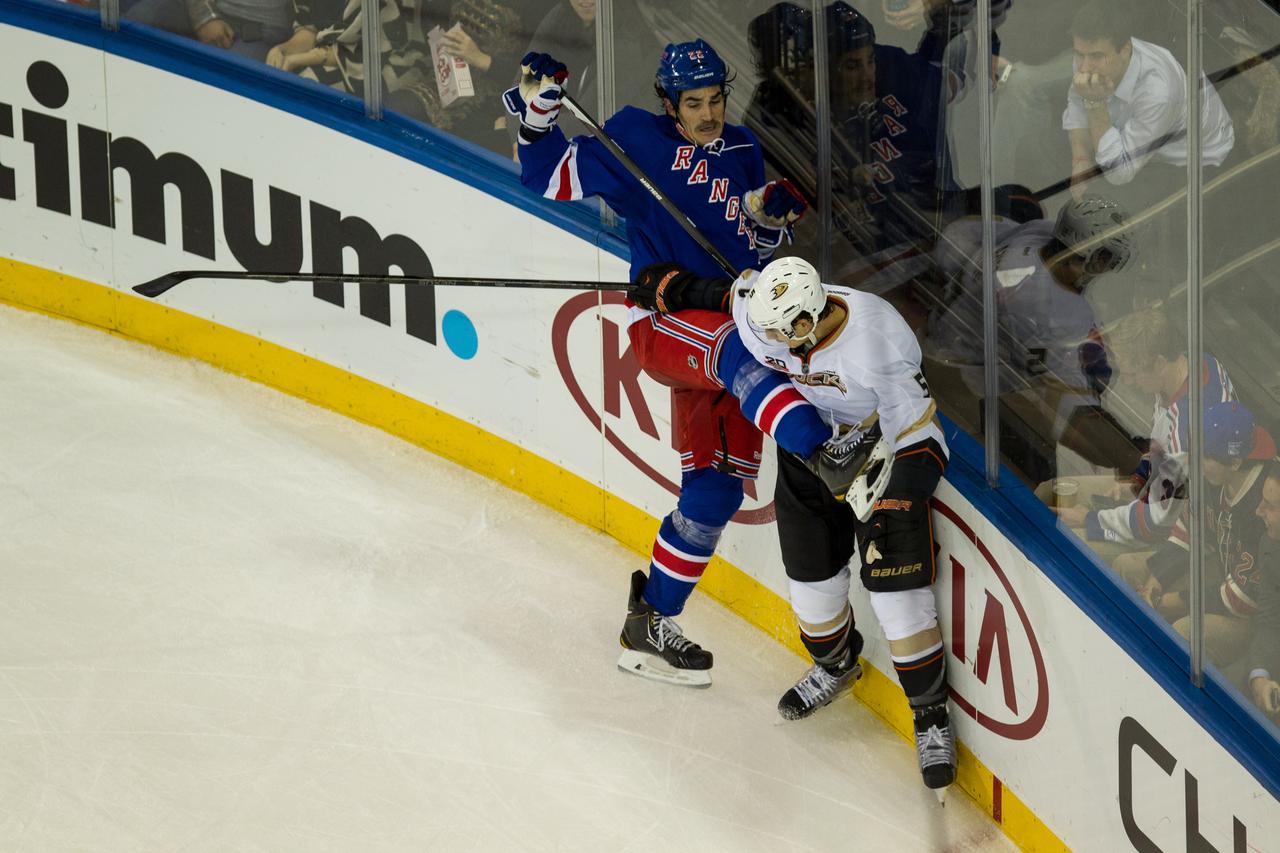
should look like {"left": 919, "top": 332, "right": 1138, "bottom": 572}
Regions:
{"left": 0, "top": 10, "right": 1276, "bottom": 852}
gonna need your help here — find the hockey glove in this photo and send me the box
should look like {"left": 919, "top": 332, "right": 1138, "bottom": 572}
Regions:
{"left": 744, "top": 178, "right": 808, "bottom": 229}
{"left": 800, "top": 420, "right": 891, "bottom": 518}
{"left": 628, "top": 262, "right": 732, "bottom": 314}
{"left": 502, "top": 52, "right": 568, "bottom": 143}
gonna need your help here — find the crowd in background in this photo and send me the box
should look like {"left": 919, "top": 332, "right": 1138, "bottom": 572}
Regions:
{"left": 730, "top": 0, "right": 1280, "bottom": 726}
{"left": 66, "top": 0, "right": 1280, "bottom": 724}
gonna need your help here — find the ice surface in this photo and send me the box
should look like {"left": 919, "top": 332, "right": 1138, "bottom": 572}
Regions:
{"left": 0, "top": 304, "right": 1015, "bottom": 853}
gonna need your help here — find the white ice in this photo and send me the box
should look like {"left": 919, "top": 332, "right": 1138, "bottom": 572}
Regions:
{"left": 0, "top": 304, "right": 1015, "bottom": 853}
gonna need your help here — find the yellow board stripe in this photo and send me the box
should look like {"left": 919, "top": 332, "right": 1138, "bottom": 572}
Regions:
{"left": 0, "top": 257, "right": 1067, "bottom": 852}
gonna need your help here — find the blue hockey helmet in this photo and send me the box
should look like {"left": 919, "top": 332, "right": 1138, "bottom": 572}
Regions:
{"left": 826, "top": 2, "right": 876, "bottom": 55}
{"left": 656, "top": 39, "right": 729, "bottom": 104}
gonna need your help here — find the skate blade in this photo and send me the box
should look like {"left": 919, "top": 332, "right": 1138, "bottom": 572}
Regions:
{"left": 617, "top": 649, "right": 712, "bottom": 688}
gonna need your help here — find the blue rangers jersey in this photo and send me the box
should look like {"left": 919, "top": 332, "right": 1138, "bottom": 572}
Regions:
{"left": 517, "top": 106, "right": 778, "bottom": 284}
{"left": 831, "top": 33, "right": 968, "bottom": 252}
{"left": 1088, "top": 354, "right": 1242, "bottom": 546}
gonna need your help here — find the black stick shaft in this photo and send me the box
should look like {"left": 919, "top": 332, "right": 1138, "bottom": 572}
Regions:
{"left": 133, "top": 270, "right": 630, "bottom": 299}
{"left": 560, "top": 94, "right": 741, "bottom": 279}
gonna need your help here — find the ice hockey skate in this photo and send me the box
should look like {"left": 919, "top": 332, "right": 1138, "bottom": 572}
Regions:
{"left": 777, "top": 650, "right": 862, "bottom": 720}
{"left": 913, "top": 701, "right": 957, "bottom": 801}
{"left": 617, "top": 570, "right": 713, "bottom": 688}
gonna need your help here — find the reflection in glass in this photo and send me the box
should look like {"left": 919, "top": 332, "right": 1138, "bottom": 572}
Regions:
{"left": 1199, "top": 0, "right": 1280, "bottom": 728}
{"left": 922, "top": 194, "right": 1137, "bottom": 478}
{"left": 124, "top": 0, "right": 293, "bottom": 60}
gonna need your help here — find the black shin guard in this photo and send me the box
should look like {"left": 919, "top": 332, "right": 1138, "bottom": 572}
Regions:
{"left": 801, "top": 614, "right": 864, "bottom": 671}
{"left": 894, "top": 646, "right": 948, "bottom": 709}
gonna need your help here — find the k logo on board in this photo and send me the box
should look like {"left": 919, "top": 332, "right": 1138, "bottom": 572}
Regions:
{"left": 552, "top": 292, "right": 774, "bottom": 524}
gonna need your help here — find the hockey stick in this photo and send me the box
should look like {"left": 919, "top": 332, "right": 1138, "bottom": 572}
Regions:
{"left": 558, "top": 93, "right": 741, "bottom": 279}
{"left": 132, "top": 270, "right": 630, "bottom": 299}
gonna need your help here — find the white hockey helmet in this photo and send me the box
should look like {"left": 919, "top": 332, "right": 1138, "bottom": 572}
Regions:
{"left": 1053, "top": 195, "right": 1135, "bottom": 277}
{"left": 748, "top": 256, "right": 827, "bottom": 345}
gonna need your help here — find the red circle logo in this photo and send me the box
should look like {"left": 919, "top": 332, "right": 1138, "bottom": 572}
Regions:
{"left": 552, "top": 292, "right": 774, "bottom": 525}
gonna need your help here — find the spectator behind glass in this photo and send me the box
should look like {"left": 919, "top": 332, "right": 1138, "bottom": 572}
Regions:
{"left": 1248, "top": 462, "right": 1280, "bottom": 723}
{"left": 507, "top": 0, "right": 596, "bottom": 154}
{"left": 1063, "top": 1, "right": 1234, "bottom": 201}
{"left": 1137, "top": 402, "right": 1277, "bottom": 672}
{"left": 1215, "top": 11, "right": 1280, "bottom": 160}
{"left": 1050, "top": 306, "right": 1243, "bottom": 567}
{"left": 126, "top": 0, "right": 292, "bottom": 61}
{"left": 266, "top": 0, "right": 521, "bottom": 155}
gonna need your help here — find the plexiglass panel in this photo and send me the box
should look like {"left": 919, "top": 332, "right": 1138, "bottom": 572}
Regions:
{"left": 1198, "top": 0, "right": 1280, "bottom": 730}
{"left": 121, "top": 0, "right": 296, "bottom": 63}
{"left": 992, "top": 0, "right": 1210, "bottom": 699}
{"left": 363, "top": 0, "right": 561, "bottom": 155}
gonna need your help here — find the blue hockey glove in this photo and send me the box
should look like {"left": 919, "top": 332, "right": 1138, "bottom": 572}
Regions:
{"left": 745, "top": 178, "right": 807, "bottom": 229}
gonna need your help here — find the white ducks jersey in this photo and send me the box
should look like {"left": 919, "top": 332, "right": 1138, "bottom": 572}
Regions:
{"left": 730, "top": 270, "right": 948, "bottom": 456}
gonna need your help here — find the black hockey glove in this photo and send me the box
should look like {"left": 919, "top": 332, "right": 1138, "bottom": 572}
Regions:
{"left": 800, "top": 420, "right": 885, "bottom": 504}
{"left": 628, "top": 262, "right": 732, "bottom": 314}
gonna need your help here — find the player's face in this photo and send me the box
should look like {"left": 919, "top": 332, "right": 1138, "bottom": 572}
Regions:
{"left": 1072, "top": 36, "right": 1131, "bottom": 86}
{"left": 672, "top": 86, "right": 727, "bottom": 145}
{"left": 765, "top": 316, "right": 815, "bottom": 346}
{"left": 1084, "top": 248, "right": 1117, "bottom": 277}
{"left": 1257, "top": 477, "right": 1280, "bottom": 540}
{"left": 568, "top": 0, "right": 595, "bottom": 24}
{"left": 833, "top": 46, "right": 876, "bottom": 110}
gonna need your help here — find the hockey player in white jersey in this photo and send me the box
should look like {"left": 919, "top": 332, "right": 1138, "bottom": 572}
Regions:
{"left": 922, "top": 196, "right": 1135, "bottom": 469}
{"left": 629, "top": 254, "right": 956, "bottom": 794}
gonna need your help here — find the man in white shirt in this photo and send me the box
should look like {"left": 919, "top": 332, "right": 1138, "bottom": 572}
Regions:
{"left": 1064, "top": 2, "right": 1234, "bottom": 196}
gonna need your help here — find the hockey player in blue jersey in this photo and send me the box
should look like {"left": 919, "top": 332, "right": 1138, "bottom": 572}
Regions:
{"left": 504, "top": 41, "right": 839, "bottom": 686}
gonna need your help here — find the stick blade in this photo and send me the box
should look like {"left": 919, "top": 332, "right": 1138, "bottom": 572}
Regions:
{"left": 132, "top": 271, "right": 190, "bottom": 299}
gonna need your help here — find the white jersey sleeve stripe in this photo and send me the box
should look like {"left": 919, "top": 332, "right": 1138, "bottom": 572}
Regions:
{"left": 544, "top": 142, "right": 583, "bottom": 202}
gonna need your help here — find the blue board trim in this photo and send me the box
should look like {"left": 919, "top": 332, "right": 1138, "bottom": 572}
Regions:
{"left": 941, "top": 417, "right": 1280, "bottom": 800}
{"left": 3, "top": 0, "right": 1277, "bottom": 800}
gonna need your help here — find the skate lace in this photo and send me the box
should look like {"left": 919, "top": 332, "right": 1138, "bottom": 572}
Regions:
{"left": 916, "top": 722, "right": 955, "bottom": 768}
{"left": 654, "top": 615, "right": 696, "bottom": 653}
{"left": 793, "top": 665, "right": 841, "bottom": 706}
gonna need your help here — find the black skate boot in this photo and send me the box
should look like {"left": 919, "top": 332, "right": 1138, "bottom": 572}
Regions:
{"left": 777, "top": 648, "right": 862, "bottom": 720}
{"left": 617, "top": 571, "right": 713, "bottom": 687}
{"left": 913, "top": 701, "right": 957, "bottom": 796}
